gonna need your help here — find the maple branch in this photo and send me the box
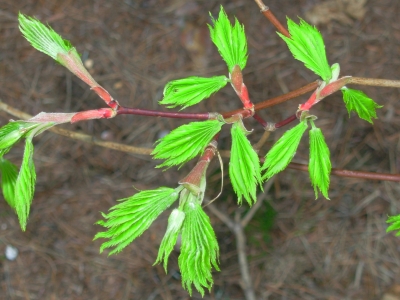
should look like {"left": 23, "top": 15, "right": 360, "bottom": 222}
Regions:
{"left": 116, "top": 106, "right": 210, "bottom": 120}
{"left": 349, "top": 77, "right": 400, "bottom": 88}
{"left": 223, "top": 81, "right": 319, "bottom": 118}
{"left": 254, "top": 0, "right": 290, "bottom": 37}
{"left": 288, "top": 163, "right": 400, "bottom": 182}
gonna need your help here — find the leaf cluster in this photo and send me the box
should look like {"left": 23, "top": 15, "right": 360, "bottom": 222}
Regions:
{"left": 160, "top": 76, "right": 228, "bottom": 110}
{"left": 94, "top": 187, "right": 181, "bottom": 255}
{"left": 262, "top": 121, "right": 308, "bottom": 180}
{"left": 341, "top": 87, "right": 382, "bottom": 123}
{"left": 278, "top": 18, "right": 331, "bottom": 82}
{"left": 229, "top": 121, "right": 262, "bottom": 205}
{"left": 309, "top": 121, "right": 331, "bottom": 199}
{"left": 179, "top": 201, "right": 219, "bottom": 296}
{"left": 19, "top": 13, "right": 75, "bottom": 61}
{"left": 262, "top": 119, "right": 332, "bottom": 199}
{"left": 152, "top": 120, "right": 223, "bottom": 168}
{"left": 208, "top": 6, "right": 248, "bottom": 72}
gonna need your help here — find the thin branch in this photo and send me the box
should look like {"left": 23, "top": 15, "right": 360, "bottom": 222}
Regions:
{"left": 349, "top": 77, "right": 400, "bottom": 88}
{"left": 253, "top": 130, "right": 271, "bottom": 152}
{"left": 241, "top": 179, "right": 274, "bottom": 227}
{"left": 1, "top": 99, "right": 399, "bottom": 182}
{"left": 116, "top": 106, "right": 210, "bottom": 120}
{"left": 275, "top": 114, "right": 297, "bottom": 128}
{"left": 254, "top": 0, "right": 290, "bottom": 38}
{"left": 205, "top": 203, "right": 234, "bottom": 230}
{"left": 0, "top": 100, "right": 153, "bottom": 155}
{"left": 234, "top": 210, "right": 256, "bottom": 300}
{"left": 288, "top": 162, "right": 400, "bottom": 182}
{"left": 224, "top": 81, "right": 319, "bottom": 117}
{"left": 52, "top": 127, "right": 153, "bottom": 155}
{"left": 252, "top": 112, "right": 268, "bottom": 128}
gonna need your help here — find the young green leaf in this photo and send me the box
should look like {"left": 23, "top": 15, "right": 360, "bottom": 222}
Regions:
{"left": 152, "top": 120, "right": 224, "bottom": 168}
{"left": 179, "top": 201, "right": 219, "bottom": 296}
{"left": 387, "top": 215, "right": 400, "bottom": 236}
{"left": 154, "top": 208, "right": 185, "bottom": 271}
{"left": 341, "top": 87, "right": 382, "bottom": 124}
{"left": 0, "top": 158, "right": 18, "bottom": 208}
{"left": 94, "top": 186, "right": 182, "bottom": 255}
{"left": 0, "top": 121, "right": 39, "bottom": 150}
{"left": 262, "top": 121, "right": 308, "bottom": 180}
{"left": 229, "top": 121, "right": 262, "bottom": 205}
{"left": 14, "top": 138, "right": 36, "bottom": 231}
{"left": 278, "top": 18, "right": 331, "bottom": 82}
{"left": 208, "top": 6, "right": 248, "bottom": 72}
{"left": 160, "top": 76, "right": 228, "bottom": 110}
{"left": 19, "top": 13, "right": 76, "bottom": 61}
{"left": 309, "top": 122, "right": 331, "bottom": 199}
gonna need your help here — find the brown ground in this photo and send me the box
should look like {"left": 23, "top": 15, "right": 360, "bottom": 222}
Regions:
{"left": 1, "top": 0, "right": 400, "bottom": 299}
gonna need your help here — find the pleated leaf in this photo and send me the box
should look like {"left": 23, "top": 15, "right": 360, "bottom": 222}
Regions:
{"left": 208, "top": 6, "right": 248, "bottom": 72}
{"left": 14, "top": 138, "right": 36, "bottom": 231}
{"left": 0, "top": 121, "right": 39, "bottom": 150}
{"left": 152, "top": 120, "right": 224, "bottom": 168}
{"left": 229, "top": 122, "right": 262, "bottom": 205}
{"left": 19, "top": 13, "right": 75, "bottom": 61}
{"left": 160, "top": 76, "right": 228, "bottom": 110}
{"left": 179, "top": 201, "right": 219, "bottom": 296}
{"left": 309, "top": 123, "right": 331, "bottom": 199}
{"left": 341, "top": 87, "right": 382, "bottom": 124}
{"left": 262, "top": 121, "right": 308, "bottom": 180}
{"left": 278, "top": 18, "right": 331, "bottom": 82}
{"left": 154, "top": 208, "right": 185, "bottom": 271}
{"left": 0, "top": 158, "right": 18, "bottom": 208}
{"left": 94, "top": 187, "right": 181, "bottom": 255}
{"left": 387, "top": 215, "right": 400, "bottom": 236}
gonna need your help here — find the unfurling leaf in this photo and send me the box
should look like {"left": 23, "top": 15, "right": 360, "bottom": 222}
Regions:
{"left": 208, "top": 6, "right": 248, "bottom": 72}
{"left": 19, "top": 13, "right": 76, "bottom": 61}
{"left": 14, "top": 138, "right": 36, "bottom": 231}
{"left": 160, "top": 76, "right": 228, "bottom": 110}
{"left": 278, "top": 18, "right": 331, "bottom": 82}
{"left": 179, "top": 201, "right": 219, "bottom": 296}
{"left": 154, "top": 208, "right": 185, "bottom": 271}
{"left": 309, "top": 122, "right": 331, "bottom": 199}
{"left": 262, "top": 121, "right": 308, "bottom": 180}
{"left": 229, "top": 121, "right": 262, "bottom": 205}
{"left": 341, "top": 87, "right": 382, "bottom": 123}
{"left": 387, "top": 215, "right": 400, "bottom": 236}
{"left": 0, "top": 121, "right": 39, "bottom": 150}
{"left": 152, "top": 120, "right": 224, "bottom": 168}
{"left": 95, "top": 186, "right": 182, "bottom": 255}
{"left": 0, "top": 158, "right": 18, "bottom": 208}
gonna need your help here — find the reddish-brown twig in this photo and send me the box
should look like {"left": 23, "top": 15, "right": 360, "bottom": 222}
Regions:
{"left": 254, "top": 0, "right": 290, "bottom": 37}
{"left": 288, "top": 163, "right": 400, "bottom": 182}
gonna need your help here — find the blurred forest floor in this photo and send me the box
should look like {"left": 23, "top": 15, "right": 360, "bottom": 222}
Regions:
{"left": 1, "top": 0, "right": 400, "bottom": 299}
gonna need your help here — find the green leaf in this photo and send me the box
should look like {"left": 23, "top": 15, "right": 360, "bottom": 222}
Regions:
{"left": 94, "top": 186, "right": 182, "bottom": 255}
{"left": 278, "top": 18, "right": 331, "bottom": 82}
{"left": 160, "top": 76, "right": 228, "bottom": 110}
{"left": 387, "top": 215, "right": 400, "bottom": 236}
{"left": 229, "top": 121, "right": 262, "bottom": 205}
{"left": 19, "top": 13, "right": 75, "bottom": 61}
{"left": 208, "top": 6, "right": 248, "bottom": 72}
{"left": 341, "top": 87, "right": 382, "bottom": 124}
{"left": 309, "top": 122, "right": 331, "bottom": 199}
{"left": 179, "top": 201, "right": 219, "bottom": 296}
{"left": 262, "top": 121, "right": 308, "bottom": 180}
{"left": 0, "top": 121, "right": 38, "bottom": 150}
{"left": 154, "top": 208, "right": 185, "bottom": 271}
{"left": 0, "top": 158, "right": 18, "bottom": 208}
{"left": 14, "top": 138, "right": 36, "bottom": 231}
{"left": 152, "top": 120, "right": 224, "bottom": 169}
